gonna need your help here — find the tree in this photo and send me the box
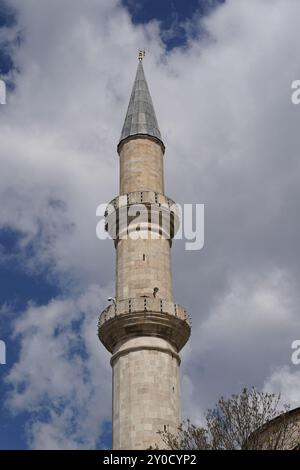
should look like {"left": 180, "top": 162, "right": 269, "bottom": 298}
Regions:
{"left": 158, "top": 388, "right": 300, "bottom": 450}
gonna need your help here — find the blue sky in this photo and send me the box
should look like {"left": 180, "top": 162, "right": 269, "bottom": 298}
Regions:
{"left": 0, "top": 0, "right": 300, "bottom": 451}
{"left": 0, "top": 0, "right": 62, "bottom": 445}
{"left": 123, "top": 0, "right": 225, "bottom": 48}
{"left": 0, "top": 1, "right": 53, "bottom": 449}
{"left": 0, "top": 0, "right": 225, "bottom": 450}
{"left": 0, "top": 1, "right": 15, "bottom": 75}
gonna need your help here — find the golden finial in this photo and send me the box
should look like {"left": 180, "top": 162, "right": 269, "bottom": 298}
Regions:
{"left": 138, "top": 49, "right": 145, "bottom": 61}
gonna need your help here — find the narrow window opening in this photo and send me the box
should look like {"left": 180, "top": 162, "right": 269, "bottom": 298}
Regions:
{"left": 143, "top": 254, "right": 146, "bottom": 261}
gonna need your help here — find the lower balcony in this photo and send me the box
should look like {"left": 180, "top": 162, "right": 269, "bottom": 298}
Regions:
{"left": 98, "top": 297, "right": 191, "bottom": 354}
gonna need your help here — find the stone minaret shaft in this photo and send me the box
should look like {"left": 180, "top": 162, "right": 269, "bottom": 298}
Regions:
{"left": 98, "top": 56, "right": 190, "bottom": 450}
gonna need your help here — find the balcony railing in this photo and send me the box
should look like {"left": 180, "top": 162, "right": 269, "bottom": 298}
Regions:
{"left": 98, "top": 297, "right": 191, "bottom": 329}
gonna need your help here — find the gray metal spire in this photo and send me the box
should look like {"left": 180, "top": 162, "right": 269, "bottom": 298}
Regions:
{"left": 119, "top": 56, "right": 164, "bottom": 150}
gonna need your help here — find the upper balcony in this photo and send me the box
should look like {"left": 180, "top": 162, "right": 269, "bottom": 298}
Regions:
{"left": 104, "top": 191, "right": 180, "bottom": 244}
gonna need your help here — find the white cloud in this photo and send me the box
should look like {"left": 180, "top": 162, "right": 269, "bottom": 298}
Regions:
{"left": 5, "top": 285, "right": 112, "bottom": 449}
{"left": 181, "top": 269, "right": 300, "bottom": 416}
{"left": 264, "top": 366, "right": 300, "bottom": 410}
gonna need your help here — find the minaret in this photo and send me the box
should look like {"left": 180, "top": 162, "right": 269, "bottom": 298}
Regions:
{"left": 98, "top": 51, "right": 191, "bottom": 450}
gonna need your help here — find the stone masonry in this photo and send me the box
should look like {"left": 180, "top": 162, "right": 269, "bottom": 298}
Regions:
{"left": 98, "top": 56, "right": 191, "bottom": 449}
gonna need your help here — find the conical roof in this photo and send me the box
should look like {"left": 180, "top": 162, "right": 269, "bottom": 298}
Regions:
{"left": 119, "top": 60, "right": 164, "bottom": 149}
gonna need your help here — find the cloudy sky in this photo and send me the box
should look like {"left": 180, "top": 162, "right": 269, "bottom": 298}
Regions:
{"left": 0, "top": 0, "right": 300, "bottom": 450}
